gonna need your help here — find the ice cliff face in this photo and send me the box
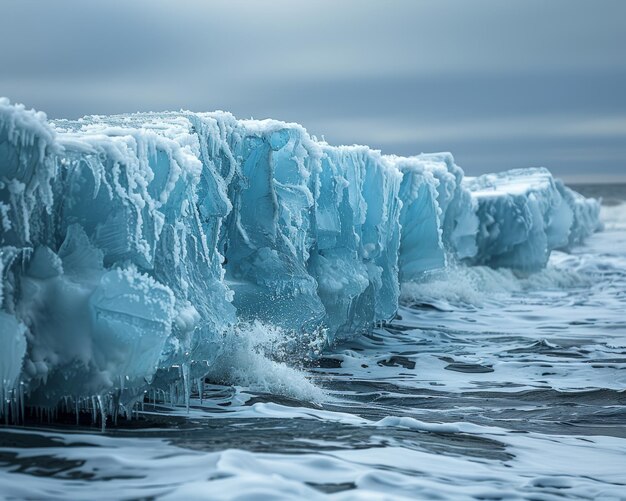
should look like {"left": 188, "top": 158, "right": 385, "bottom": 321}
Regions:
{"left": 0, "top": 98, "right": 601, "bottom": 420}
{"left": 465, "top": 168, "right": 602, "bottom": 272}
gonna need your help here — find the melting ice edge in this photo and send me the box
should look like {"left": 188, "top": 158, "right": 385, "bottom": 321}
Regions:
{"left": 0, "top": 98, "right": 602, "bottom": 421}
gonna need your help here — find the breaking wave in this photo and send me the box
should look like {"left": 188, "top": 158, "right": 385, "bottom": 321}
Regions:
{"left": 401, "top": 256, "right": 595, "bottom": 308}
{"left": 205, "top": 321, "right": 327, "bottom": 403}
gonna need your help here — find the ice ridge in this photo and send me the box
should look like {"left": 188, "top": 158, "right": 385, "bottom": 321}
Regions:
{"left": 0, "top": 98, "right": 601, "bottom": 420}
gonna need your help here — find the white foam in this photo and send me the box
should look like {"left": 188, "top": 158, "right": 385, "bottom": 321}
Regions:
{"left": 2, "top": 420, "right": 624, "bottom": 500}
{"left": 401, "top": 255, "right": 592, "bottom": 308}
{"left": 205, "top": 321, "right": 327, "bottom": 403}
{"left": 601, "top": 201, "right": 626, "bottom": 231}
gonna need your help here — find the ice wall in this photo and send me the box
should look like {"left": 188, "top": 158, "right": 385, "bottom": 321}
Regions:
{"left": 0, "top": 99, "right": 602, "bottom": 419}
{"left": 417, "top": 153, "right": 479, "bottom": 261}
{"left": 391, "top": 156, "right": 445, "bottom": 281}
{"left": 391, "top": 152, "right": 481, "bottom": 279}
{"left": 312, "top": 146, "right": 402, "bottom": 341}
{"left": 1, "top": 105, "right": 238, "bottom": 408}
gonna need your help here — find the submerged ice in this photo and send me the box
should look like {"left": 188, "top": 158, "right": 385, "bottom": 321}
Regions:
{"left": 0, "top": 98, "right": 601, "bottom": 420}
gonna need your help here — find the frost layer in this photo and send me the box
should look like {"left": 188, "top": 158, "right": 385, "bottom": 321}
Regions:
{"left": 0, "top": 99, "right": 601, "bottom": 416}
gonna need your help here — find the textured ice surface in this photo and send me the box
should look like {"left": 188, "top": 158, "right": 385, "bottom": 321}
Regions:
{"left": 465, "top": 168, "right": 600, "bottom": 272}
{"left": 312, "top": 145, "right": 402, "bottom": 341}
{"left": 418, "top": 152, "right": 480, "bottom": 261}
{"left": 392, "top": 152, "right": 481, "bottom": 278}
{"left": 0, "top": 98, "right": 601, "bottom": 417}
{"left": 392, "top": 156, "right": 445, "bottom": 280}
{"left": 556, "top": 179, "right": 603, "bottom": 248}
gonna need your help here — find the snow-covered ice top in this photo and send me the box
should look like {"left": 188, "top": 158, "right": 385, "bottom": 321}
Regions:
{"left": 0, "top": 98, "right": 601, "bottom": 420}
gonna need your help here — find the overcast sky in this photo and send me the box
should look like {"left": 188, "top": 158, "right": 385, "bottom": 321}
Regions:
{"left": 2, "top": 0, "right": 625, "bottom": 180}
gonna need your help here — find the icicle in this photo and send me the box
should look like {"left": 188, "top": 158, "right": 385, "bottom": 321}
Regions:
{"left": 9, "top": 389, "right": 16, "bottom": 424}
{"left": 96, "top": 395, "right": 106, "bottom": 433}
{"left": 19, "top": 383, "right": 25, "bottom": 425}
{"left": 91, "top": 396, "right": 97, "bottom": 425}
{"left": 112, "top": 390, "right": 120, "bottom": 426}
{"left": 2, "top": 387, "right": 8, "bottom": 425}
{"left": 181, "top": 363, "right": 190, "bottom": 413}
{"left": 198, "top": 378, "right": 204, "bottom": 405}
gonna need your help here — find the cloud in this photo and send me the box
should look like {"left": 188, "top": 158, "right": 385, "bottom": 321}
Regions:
{"left": 1, "top": 0, "right": 624, "bottom": 178}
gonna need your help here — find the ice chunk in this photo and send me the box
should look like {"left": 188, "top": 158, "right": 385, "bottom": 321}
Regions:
{"left": 392, "top": 153, "right": 479, "bottom": 276}
{"left": 1, "top": 103, "right": 237, "bottom": 409}
{"left": 206, "top": 116, "right": 326, "bottom": 334}
{"left": 90, "top": 268, "right": 175, "bottom": 385}
{"left": 417, "top": 153, "right": 479, "bottom": 261}
{"left": 310, "top": 146, "right": 402, "bottom": 340}
{"left": 309, "top": 147, "right": 371, "bottom": 340}
{"left": 391, "top": 156, "right": 446, "bottom": 280}
{"left": 464, "top": 168, "right": 596, "bottom": 272}
{"left": 58, "top": 114, "right": 237, "bottom": 386}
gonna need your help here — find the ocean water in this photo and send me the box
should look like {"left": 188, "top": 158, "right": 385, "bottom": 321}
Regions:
{"left": 1, "top": 185, "right": 625, "bottom": 500}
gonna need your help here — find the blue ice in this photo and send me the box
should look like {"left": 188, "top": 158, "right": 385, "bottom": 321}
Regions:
{"left": 0, "top": 98, "right": 602, "bottom": 418}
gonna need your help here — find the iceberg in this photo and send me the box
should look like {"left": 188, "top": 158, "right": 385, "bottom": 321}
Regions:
{"left": 0, "top": 98, "right": 602, "bottom": 421}
{"left": 464, "top": 168, "right": 601, "bottom": 272}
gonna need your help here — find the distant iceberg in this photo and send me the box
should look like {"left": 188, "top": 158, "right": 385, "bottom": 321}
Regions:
{"left": 465, "top": 168, "right": 602, "bottom": 272}
{"left": 0, "top": 98, "right": 601, "bottom": 421}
